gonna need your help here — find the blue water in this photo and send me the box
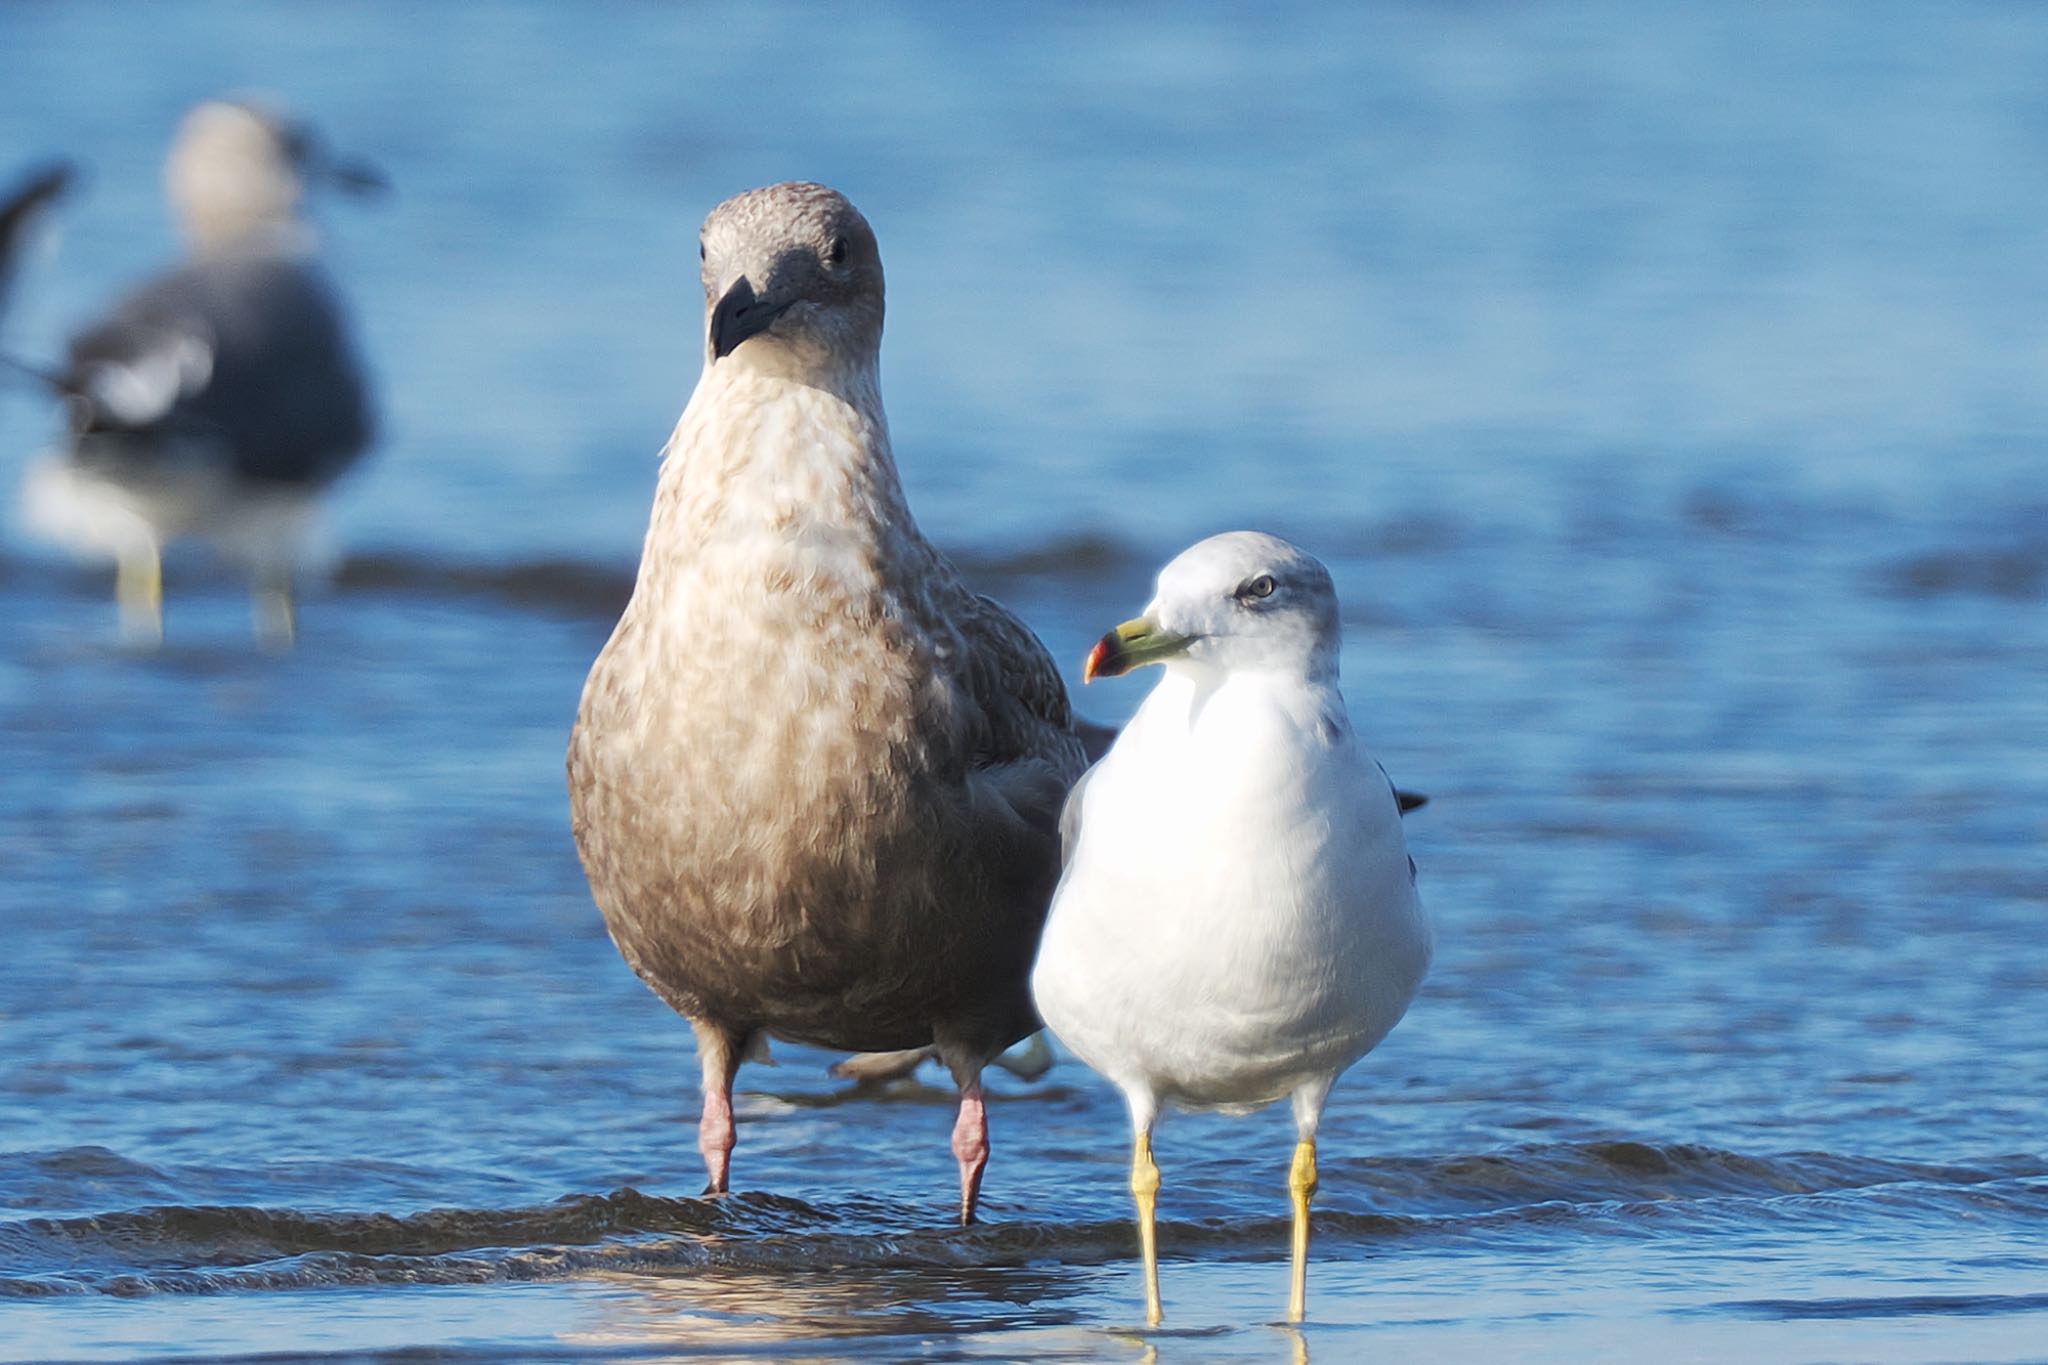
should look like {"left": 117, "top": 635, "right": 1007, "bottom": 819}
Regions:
{"left": 3, "top": 3, "right": 2046, "bottom": 1361}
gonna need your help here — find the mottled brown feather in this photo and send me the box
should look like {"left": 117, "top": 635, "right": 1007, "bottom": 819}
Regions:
{"left": 567, "top": 183, "right": 1086, "bottom": 1079}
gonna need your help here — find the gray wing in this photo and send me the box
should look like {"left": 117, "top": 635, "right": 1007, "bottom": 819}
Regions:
{"left": 64, "top": 250, "right": 373, "bottom": 487}
{"left": 1373, "top": 761, "right": 1426, "bottom": 884}
{"left": 956, "top": 592, "right": 1078, "bottom": 766}
{"left": 948, "top": 589, "right": 1090, "bottom": 870}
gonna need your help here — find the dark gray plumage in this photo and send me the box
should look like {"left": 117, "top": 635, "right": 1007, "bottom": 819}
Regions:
{"left": 567, "top": 182, "right": 1087, "bottom": 1224}
{"left": 62, "top": 251, "right": 372, "bottom": 488}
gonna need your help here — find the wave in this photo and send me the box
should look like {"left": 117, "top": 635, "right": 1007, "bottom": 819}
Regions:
{"left": 326, "top": 531, "right": 1156, "bottom": 619}
{"left": 0, "top": 513, "right": 1489, "bottom": 628}
{"left": 14, "top": 499, "right": 2039, "bottom": 634}
{"left": 330, "top": 551, "right": 636, "bottom": 619}
{"left": 0, "top": 537, "right": 1155, "bottom": 624}
{"left": 1713, "top": 1290, "right": 2048, "bottom": 1321}
{"left": 1878, "top": 542, "right": 2048, "bottom": 599}
{"left": 5, "top": 1141, "right": 2044, "bottom": 1299}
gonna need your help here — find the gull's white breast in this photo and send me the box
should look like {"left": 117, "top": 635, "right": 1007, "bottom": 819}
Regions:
{"left": 1033, "top": 670, "right": 1431, "bottom": 1111}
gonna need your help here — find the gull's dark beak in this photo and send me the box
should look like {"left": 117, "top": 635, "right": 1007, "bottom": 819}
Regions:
{"left": 1083, "top": 617, "right": 1193, "bottom": 683}
{"left": 289, "top": 121, "right": 388, "bottom": 199}
{"left": 710, "top": 276, "right": 788, "bottom": 359}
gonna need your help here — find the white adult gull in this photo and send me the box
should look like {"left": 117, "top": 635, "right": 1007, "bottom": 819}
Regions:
{"left": 567, "top": 181, "right": 1089, "bottom": 1225}
{"left": 1030, "top": 531, "right": 1433, "bottom": 1325}
{"left": 16, "top": 98, "right": 381, "bottom": 646}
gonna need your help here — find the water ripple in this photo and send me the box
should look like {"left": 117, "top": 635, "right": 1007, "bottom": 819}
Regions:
{"left": 6, "top": 1142, "right": 2042, "bottom": 1299}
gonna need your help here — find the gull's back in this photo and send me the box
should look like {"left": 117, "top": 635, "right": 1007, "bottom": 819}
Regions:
{"left": 63, "top": 246, "right": 373, "bottom": 488}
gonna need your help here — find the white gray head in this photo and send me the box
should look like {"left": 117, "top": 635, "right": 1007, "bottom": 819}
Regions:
{"left": 165, "top": 98, "right": 385, "bottom": 253}
{"left": 698, "top": 181, "right": 884, "bottom": 377}
{"left": 1085, "top": 531, "right": 1342, "bottom": 685}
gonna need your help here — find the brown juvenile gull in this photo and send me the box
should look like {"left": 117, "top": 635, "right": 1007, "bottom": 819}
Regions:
{"left": 15, "top": 98, "right": 381, "bottom": 647}
{"left": 567, "top": 181, "right": 1088, "bottom": 1225}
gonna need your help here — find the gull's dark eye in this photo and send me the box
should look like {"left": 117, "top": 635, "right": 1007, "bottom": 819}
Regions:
{"left": 698, "top": 240, "right": 707, "bottom": 263}
{"left": 825, "top": 235, "right": 849, "bottom": 267}
{"left": 1242, "top": 574, "right": 1277, "bottom": 602}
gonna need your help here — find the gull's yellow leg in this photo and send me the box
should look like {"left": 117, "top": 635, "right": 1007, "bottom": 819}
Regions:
{"left": 1132, "top": 1132, "right": 1163, "bottom": 1326}
{"left": 1287, "top": 1136, "right": 1318, "bottom": 1323}
{"left": 116, "top": 547, "right": 163, "bottom": 646}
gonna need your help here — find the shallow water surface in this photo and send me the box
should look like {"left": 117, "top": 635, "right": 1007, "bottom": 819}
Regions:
{"left": 3, "top": 3, "right": 2047, "bottom": 1361}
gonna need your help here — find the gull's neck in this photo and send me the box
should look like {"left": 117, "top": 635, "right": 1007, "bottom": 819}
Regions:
{"left": 186, "top": 218, "right": 317, "bottom": 259}
{"left": 646, "top": 343, "right": 924, "bottom": 573}
{"left": 680, "top": 345, "right": 892, "bottom": 474}
{"left": 1140, "top": 662, "right": 1350, "bottom": 741}
{"left": 702, "top": 330, "right": 883, "bottom": 407}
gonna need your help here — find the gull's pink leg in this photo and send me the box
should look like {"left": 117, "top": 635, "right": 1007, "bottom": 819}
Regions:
{"left": 691, "top": 1021, "right": 744, "bottom": 1196}
{"left": 699, "top": 1085, "right": 735, "bottom": 1195}
{"left": 951, "top": 1085, "right": 990, "bottom": 1225}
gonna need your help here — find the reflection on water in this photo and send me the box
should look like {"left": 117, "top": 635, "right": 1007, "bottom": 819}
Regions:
{"left": 571, "top": 1262, "right": 1088, "bottom": 1352}
{"left": 568, "top": 1267, "right": 1319, "bottom": 1364}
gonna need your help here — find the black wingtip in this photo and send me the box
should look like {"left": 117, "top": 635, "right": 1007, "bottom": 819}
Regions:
{"left": 1395, "top": 789, "right": 1429, "bottom": 815}
{"left": 0, "top": 160, "right": 77, "bottom": 244}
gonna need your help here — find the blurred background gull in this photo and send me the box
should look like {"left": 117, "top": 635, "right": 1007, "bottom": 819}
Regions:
{"left": 13, "top": 97, "right": 382, "bottom": 647}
